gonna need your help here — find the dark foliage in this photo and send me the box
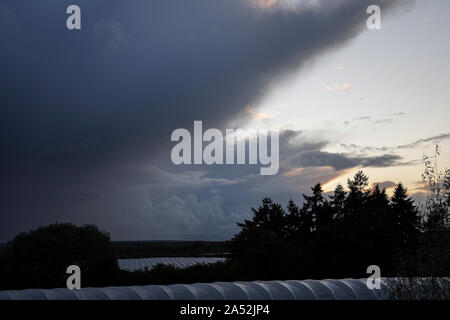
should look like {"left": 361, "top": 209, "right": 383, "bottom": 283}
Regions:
{"left": 0, "top": 223, "right": 118, "bottom": 290}
{"left": 231, "top": 169, "right": 448, "bottom": 280}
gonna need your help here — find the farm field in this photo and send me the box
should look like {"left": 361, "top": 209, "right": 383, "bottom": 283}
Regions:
{"left": 112, "top": 241, "right": 230, "bottom": 259}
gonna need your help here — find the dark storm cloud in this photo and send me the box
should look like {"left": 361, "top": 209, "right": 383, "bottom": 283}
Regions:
{"left": 0, "top": 0, "right": 411, "bottom": 241}
{"left": 0, "top": 0, "right": 407, "bottom": 183}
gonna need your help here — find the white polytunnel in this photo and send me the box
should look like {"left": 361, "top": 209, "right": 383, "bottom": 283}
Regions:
{"left": 0, "top": 278, "right": 389, "bottom": 300}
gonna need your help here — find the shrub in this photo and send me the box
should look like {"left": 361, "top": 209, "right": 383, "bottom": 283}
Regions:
{"left": 0, "top": 223, "right": 118, "bottom": 290}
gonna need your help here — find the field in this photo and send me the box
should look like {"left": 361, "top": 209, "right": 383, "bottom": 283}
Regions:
{"left": 112, "top": 241, "right": 230, "bottom": 259}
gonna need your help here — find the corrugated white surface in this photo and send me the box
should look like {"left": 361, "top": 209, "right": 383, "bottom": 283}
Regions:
{"left": 0, "top": 279, "right": 389, "bottom": 300}
{"left": 118, "top": 257, "right": 226, "bottom": 271}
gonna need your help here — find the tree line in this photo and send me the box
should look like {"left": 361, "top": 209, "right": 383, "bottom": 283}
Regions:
{"left": 231, "top": 149, "right": 450, "bottom": 282}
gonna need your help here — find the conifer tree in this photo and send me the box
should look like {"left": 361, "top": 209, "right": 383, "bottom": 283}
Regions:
{"left": 330, "top": 184, "right": 346, "bottom": 219}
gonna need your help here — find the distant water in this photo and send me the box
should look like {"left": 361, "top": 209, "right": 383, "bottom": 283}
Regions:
{"left": 118, "top": 257, "right": 226, "bottom": 272}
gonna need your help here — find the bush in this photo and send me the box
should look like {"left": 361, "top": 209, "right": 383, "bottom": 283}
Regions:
{"left": 0, "top": 223, "right": 118, "bottom": 290}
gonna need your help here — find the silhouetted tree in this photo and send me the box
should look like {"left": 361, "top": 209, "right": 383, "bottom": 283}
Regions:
{"left": 391, "top": 184, "right": 419, "bottom": 252}
{"left": 330, "top": 184, "right": 346, "bottom": 219}
{"left": 285, "top": 199, "right": 300, "bottom": 239}
{"left": 0, "top": 223, "right": 118, "bottom": 290}
{"left": 390, "top": 147, "right": 450, "bottom": 299}
{"left": 299, "top": 184, "right": 327, "bottom": 233}
{"left": 345, "top": 170, "right": 370, "bottom": 215}
{"left": 369, "top": 184, "right": 389, "bottom": 210}
{"left": 232, "top": 165, "right": 447, "bottom": 282}
{"left": 236, "top": 197, "right": 286, "bottom": 239}
{"left": 231, "top": 198, "right": 289, "bottom": 277}
{"left": 417, "top": 146, "right": 450, "bottom": 277}
{"left": 421, "top": 146, "right": 450, "bottom": 231}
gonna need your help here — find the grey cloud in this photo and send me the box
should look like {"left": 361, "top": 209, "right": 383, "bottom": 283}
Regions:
{"left": 109, "top": 193, "right": 250, "bottom": 240}
{"left": 361, "top": 154, "right": 403, "bottom": 168}
{"left": 390, "top": 112, "right": 406, "bottom": 117}
{"left": 374, "top": 118, "right": 395, "bottom": 124}
{"left": 341, "top": 132, "right": 450, "bottom": 153}
{"left": 71, "top": 192, "right": 101, "bottom": 202}
{"left": 287, "top": 150, "right": 403, "bottom": 171}
{"left": 146, "top": 168, "right": 246, "bottom": 189}
{"left": 93, "top": 22, "right": 129, "bottom": 54}
{"left": 276, "top": 129, "right": 406, "bottom": 173}
{"left": 345, "top": 112, "right": 406, "bottom": 127}
{"left": 398, "top": 133, "right": 450, "bottom": 149}
{"left": 372, "top": 181, "right": 397, "bottom": 190}
{"left": 373, "top": 112, "right": 405, "bottom": 125}
{"left": 0, "top": 0, "right": 412, "bottom": 241}
{"left": 1, "top": 0, "right": 409, "bottom": 186}
{"left": 354, "top": 116, "right": 371, "bottom": 121}
{"left": 288, "top": 150, "right": 359, "bottom": 170}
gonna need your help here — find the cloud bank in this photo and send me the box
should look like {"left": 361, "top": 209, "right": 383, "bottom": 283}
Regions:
{"left": 0, "top": 0, "right": 412, "bottom": 241}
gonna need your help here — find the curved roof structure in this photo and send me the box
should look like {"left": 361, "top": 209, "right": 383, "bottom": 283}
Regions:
{"left": 118, "top": 257, "right": 226, "bottom": 272}
{"left": 0, "top": 278, "right": 389, "bottom": 300}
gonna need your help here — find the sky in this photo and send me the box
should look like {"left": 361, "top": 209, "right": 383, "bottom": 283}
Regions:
{"left": 1, "top": 0, "right": 449, "bottom": 242}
